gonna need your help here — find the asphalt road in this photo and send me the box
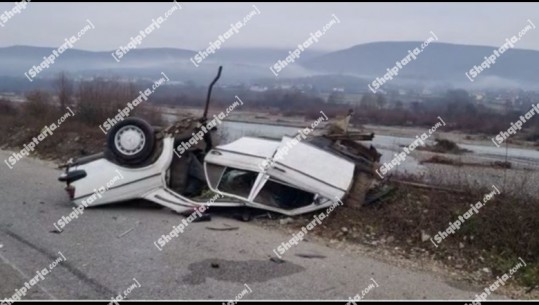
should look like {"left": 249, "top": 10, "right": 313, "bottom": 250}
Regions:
{"left": 0, "top": 150, "right": 504, "bottom": 301}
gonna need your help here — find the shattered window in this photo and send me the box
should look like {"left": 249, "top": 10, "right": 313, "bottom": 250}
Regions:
{"left": 254, "top": 179, "right": 314, "bottom": 210}
{"left": 217, "top": 168, "right": 258, "bottom": 198}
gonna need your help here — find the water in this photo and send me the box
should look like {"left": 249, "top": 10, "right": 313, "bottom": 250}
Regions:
{"left": 217, "top": 120, "right": 539, "bottom": 172}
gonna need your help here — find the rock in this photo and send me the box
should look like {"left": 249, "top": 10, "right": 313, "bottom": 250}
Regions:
{"left": 482, "top": 267, "right": 491, "bottom": 274}
{"left": 279, "top": 217, "right": 294, "bottom": 225}
{"left": 387, "top": 236, "right": 395, "bottom": 243}
{"left": 341, "top": 227, "right": 348, "bottom": 233}
{"left": 421, "top": 231, "right": 431, "bottom": 242}
{"left": 459, "top": 242, "right": 465, "bottom": 249}
{"left": 295, "top": 253, "right": 326, "bottom": 259}
{"left": 211, "top": 262, "right": 220, "bottom": 269}
{"left": 270, "top": 257, "right": 285, "bottom": 264}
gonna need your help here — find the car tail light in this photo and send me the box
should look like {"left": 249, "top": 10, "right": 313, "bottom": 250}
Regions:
{"left": 65, "top": 185, "right": 75, "bottom": 199}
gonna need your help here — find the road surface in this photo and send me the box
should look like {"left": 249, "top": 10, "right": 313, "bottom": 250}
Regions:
{"left": 0, "top": 150, "right": 504, "bottom": 301}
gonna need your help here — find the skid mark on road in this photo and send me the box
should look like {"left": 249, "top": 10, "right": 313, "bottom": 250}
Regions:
{"left": 2, "top": 228, "right": 116, "bottom": 297}
{"left": 183, "top": 258, "right": 305, "bottom": 285}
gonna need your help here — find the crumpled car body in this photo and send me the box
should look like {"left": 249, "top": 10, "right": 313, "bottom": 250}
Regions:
{"left": 59, "top": 133, "right": 360, "bottom": 216}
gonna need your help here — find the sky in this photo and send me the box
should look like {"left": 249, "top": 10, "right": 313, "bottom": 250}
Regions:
{"left": 0, "top": 2, "right": 538, "bottom": 52}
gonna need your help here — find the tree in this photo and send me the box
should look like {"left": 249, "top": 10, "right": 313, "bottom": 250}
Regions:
{"left": 360, "top": 93, "right": 376, "bottom": 110}
{"left": 24, "top": 90, "right": 52, "bottom": 117}
{"left": 375, "top": 93, "right": 386, "bottom": 109}
{"left": 55, "top": 72, "right": 73, "bottom": 112}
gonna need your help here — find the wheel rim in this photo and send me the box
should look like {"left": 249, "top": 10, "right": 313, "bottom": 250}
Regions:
{"left": 114, "top": 125, "right": 146, "bottom": 156}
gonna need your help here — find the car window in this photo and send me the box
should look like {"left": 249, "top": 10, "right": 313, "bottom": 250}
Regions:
{"left": 253, "top": 178, "right": 314, "bottom": 210}
{"left": 217, "top": 167, "right": 258, "bottom": 198}
{"left": 205, "top": 163, "right": 227, "bottom": 189}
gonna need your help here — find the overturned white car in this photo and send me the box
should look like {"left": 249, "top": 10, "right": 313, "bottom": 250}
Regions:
{"left": 58, "top": 67, "right": 380, "bottom": 216}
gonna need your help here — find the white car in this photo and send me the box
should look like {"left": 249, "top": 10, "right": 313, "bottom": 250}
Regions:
{"left": 58, "top": 67, "right": 380, "bottom": 216}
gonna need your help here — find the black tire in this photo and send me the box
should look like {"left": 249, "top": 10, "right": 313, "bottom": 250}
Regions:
{"left": 106, "top": 117, "right": 155, "bottom": 165}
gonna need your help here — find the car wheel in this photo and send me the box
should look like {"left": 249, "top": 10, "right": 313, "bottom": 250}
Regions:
{"left": 106, "top": 117, "right": 155, "bottom": 165}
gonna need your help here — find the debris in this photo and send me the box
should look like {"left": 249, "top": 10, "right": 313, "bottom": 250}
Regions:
{"left": 392, "top": 179, "right": 467, "bottom": 194}
{"left": 39, "top": 201, "right": 45, "bottom": 204}
{"left": 364, "top": 186, "right": 396, "bottom": 206}
{"left": 240, "top": 210, "right": 252, "bottom": 222}
{"left": 50, "top": 228, "right": 62, "bottom": 234}
{"left": 118, "top": 227, "right": 136, "bottom": 238}
{"left": 459, "top": 242, "right": 465, "bottom": 249}
{"left": 295, "top": 253, "right": 327, "bottom": 259}
{"left": 205, "top": 225, "right": 239, "bottom": 231}
{"left": 341, "top": 227, "right": 348, "bottom": 233}
{"left": 270, "top": 257, "right": 285, "bottom": 264}
{"left": 492, "top": 160, "right": 511, "bottom": 169}
{"left": 211, "top": 262, "right": 220, "bottom": 268}
{"left": 418, "top": 138, "right": 470, "bottom": 154}
{"left": 192, "top": 213, "right": 212, "bottom": 222}
{"left": 279, "top": 218, "right": 294, "bottom": 225}
{"left": 0, "top": 244, "right": 3, "bottom": 248}
{"left": 253, "top": 212, "right": 272, "bottom": 220}
{"left": 421, "top": 155, "right": 463, "bottom": 166}
{"left": 421, "top": 231, "right": 431, "bottom": 242}
{"left": 482, "top": 267, "right": 491, "bottom": 274}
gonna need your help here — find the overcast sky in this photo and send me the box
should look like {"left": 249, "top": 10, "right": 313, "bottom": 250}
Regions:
{"left": 1, "top": 2, "right": 538, "bottom": 52}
